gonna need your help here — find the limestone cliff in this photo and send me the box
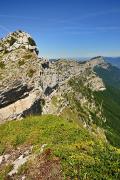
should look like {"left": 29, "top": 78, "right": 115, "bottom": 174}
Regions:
{"left": 0, "top": 30, "right": 106, "bottom": 123}
{"left": 0, "top": 31, "right": 42, "bottom": 122}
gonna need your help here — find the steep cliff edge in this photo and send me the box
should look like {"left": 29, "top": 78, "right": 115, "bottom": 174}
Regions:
{"left": 0, "top": 31, "right": 106, "bottom": 123}
{"left": 0, "top": 31, "right": 42, "bottom": 122}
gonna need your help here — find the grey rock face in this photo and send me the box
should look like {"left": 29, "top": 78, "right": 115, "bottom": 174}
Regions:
{"left": 0, "top": 31, "right": 107, "bottom": 123}
{"left": 41, "top": 60, "right": 85, "bottom": 93}
{"left": 0, "top": 81, "right": 32, "bottom": 108}
{"left": 0, "top": 91, "right": 42, "bottom": 123}
{"left": 0, "top": 31, "right": 43, "bottom": 122}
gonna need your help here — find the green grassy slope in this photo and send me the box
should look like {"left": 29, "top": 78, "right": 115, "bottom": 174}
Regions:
{"left": 94, "top": 66, "right": 120, "bottom": 147}
{"left": 94, "top": 65, "right": 120, "bottom": 88}
{"left": 57, "top": 73, "right": 120, "bottom": 148}
{"left": 93, "top": 86, "right": 120, "bottom": 147}
{"left": 0, "top": 115, "right": 120, "bottom": 179}
{"left": 61, "top": 76, "right": 106, "bottom": 128}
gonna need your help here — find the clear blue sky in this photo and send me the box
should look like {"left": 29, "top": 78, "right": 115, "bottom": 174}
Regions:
{"left": 0, "top": 0, "right": 120, "bottom": 58}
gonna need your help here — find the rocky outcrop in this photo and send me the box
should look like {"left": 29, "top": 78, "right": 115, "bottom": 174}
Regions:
{"left": 0, "top": 30, "right": 39, "bottom": 55}
{"left": 0, "top": 91, "right": 42, "bottom": 123}
{"left": 0, "top": 30, "right": 108, "bottom": 123}
{"left": 86, "top": 56, "right": 109, "bottom": 69}
{"left": 0, "top": 81, "right": 32, "bottom": 108}
{"left": 0, "top": 31, "right": 43, "bottom": 123}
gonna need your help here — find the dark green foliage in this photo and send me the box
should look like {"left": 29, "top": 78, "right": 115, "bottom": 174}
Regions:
{"left": 41, "top": 99, "right": 45, "bottom": 106}
{"left": 22, "top": 54, "right": 32, "bottom": 59}
{"left": 35, "top": 47, "right": 39, "bottom": 55}
{"left": 94, "top": 86, "right": 120, "bottom": 147}
{"left": 3, "top": 48, "right": 9, "bottom": 54}
{"left": 68, "top": 74, "right": 120, "bottom": 147}
{"left": 28, "top": 37, "right": 36, "bottom": 46}
{"left": 18, "top": 30, "right": 22, "bottom": 33}
{"left": 18, "top": 54, "right": 33, "bottom": 66}
{"left": 18, "top": 59, "right": 25, "bottom": 66}
{"left": 94, "top": 66, "right": 120, "bottom": 147}
{"left": 0, "top": 61, "right": 5, "bottom": 69}
{"left": 9, "top": 37, "right": 17, "bottom": 46}
{"left": 94, "top": 65, "right": 120, "bottom": 88}
{"left": 27, "top": 68, "right": 36, "bottom": 78}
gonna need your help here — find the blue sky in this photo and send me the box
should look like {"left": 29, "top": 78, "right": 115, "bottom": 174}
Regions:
{"left": 0, "top": 0, "right": 120, "bottom": 58}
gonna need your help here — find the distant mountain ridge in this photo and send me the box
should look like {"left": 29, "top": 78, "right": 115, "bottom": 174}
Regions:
{"left": 58, "top": 56, "right": 120, "bottom": 69}
{"left": 76, "top": 56, "right": 120, "bottom": 69}
{"left": 104, "top": 57, "right": 120, "bottom": 69}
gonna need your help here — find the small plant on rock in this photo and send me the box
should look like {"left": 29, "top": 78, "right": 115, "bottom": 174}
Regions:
{"left": 27, "top": 68, "right": 36, "bottom": 78}
{"left": 0, "top": 61, "right": 5, "bottom": 69}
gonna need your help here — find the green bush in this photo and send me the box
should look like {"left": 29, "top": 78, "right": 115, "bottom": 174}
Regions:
{"left": 9, "top": 37, "right": 17, "bottom": 46}
{"left": 22, "top": 54, "right": 32, "bottom": 59}
{"left": 0, "top": 164, "right": 13, "bottom": 180}
{"left": 0, "top": 61, "right": 5, "bottom": 69}
{"left": 18, "top": 59, "right": 25, "bottom": 66}
{"left": 28, "top": 37, "right": 36, "bottom": 46}
{"left": 27, "top": 68, "right": 36, "bottom": 78}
